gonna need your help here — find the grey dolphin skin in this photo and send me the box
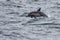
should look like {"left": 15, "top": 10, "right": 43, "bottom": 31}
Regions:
{"left": 27, "top": 8, "right": 48, "bottom": 18}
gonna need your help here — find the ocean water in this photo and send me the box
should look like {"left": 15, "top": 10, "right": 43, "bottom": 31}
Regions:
{"left": 0, "top": 0, "right": 60, "bottom": 40}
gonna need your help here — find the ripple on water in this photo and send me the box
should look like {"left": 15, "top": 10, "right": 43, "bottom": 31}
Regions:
{"left": 6, "top": 12, "right": 20, "bottom": 15}
{"left": 56, "top": 2, "right": 60, "bottom": 5}
{"left": 0, "top": 21, "right": 21, "bottom": 26}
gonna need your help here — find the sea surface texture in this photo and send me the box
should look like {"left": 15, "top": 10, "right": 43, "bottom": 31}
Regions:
{"left": 0, "top": 0, "right": 60, "bottom": 40}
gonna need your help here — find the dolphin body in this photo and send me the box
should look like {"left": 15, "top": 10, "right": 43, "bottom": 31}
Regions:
{"left": 27, "top": 8, "right": 48, "bottom": 18}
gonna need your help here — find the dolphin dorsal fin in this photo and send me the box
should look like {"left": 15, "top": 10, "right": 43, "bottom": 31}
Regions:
{"left": 37, "top": 8, "right": 41, "bottom": 12}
